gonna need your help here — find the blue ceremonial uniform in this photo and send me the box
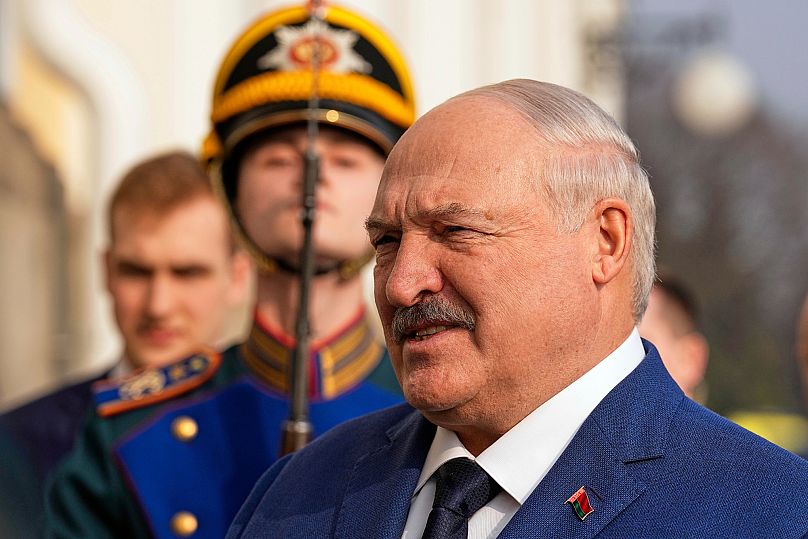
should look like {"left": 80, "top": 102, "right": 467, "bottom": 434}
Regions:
{"left": 228, "top": 341, "right": 808, "bottom": 539}
{"left": 45, "top": 311, "right": 402, "bottom": 538}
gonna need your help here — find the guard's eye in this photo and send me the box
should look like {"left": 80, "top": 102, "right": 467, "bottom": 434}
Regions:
{"left": 263, "top": 155, "right": 298, "bottom": 168}
{"left": 332, "top": 155, "right": 361, "bottom": 168}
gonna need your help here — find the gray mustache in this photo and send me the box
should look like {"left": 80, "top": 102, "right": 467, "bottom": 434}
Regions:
{"left": 391, "top": 297, "right": 476, "bottom": 343}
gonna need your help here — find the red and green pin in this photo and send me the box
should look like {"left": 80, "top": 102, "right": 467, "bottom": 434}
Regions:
{"left": 566, "top": 486, "right": 594, "bottom": 521}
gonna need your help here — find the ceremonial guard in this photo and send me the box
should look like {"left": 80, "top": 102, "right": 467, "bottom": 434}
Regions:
{"left": 45, "top": 4, "right": 415, "bottom": 538}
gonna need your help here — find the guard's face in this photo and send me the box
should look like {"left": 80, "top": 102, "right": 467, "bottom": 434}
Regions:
{"left": 368, "top": 97, "right": 597, "bottom": 441}
{"left": 236, "top": 126, "right": 384, "bottom": 268}
{"left": 106, "top": 197, "right": 248, "bottom": 369}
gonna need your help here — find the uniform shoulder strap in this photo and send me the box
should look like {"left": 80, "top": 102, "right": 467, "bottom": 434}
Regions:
{"left": 92, "top": 350, "right": 221, "bottom": 417}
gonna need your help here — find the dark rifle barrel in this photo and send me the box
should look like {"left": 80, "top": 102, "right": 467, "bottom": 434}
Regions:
{"left": 280, "top": 1, "right": 323, "bottom": 456}
{"left": 279, "top": 147, "right": 317, "bottom": 456}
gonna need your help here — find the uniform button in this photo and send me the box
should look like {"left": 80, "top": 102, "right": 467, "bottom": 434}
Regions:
{"left": 171, "top": 416, "right": 198, "bottom": 442}
{"left": 171, "top": 511, "right": 198, "bottom": 536}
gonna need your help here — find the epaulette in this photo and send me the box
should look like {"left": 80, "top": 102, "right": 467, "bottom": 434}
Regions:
{"left": 92, "top": 350, "right": 221, "bottom": 417}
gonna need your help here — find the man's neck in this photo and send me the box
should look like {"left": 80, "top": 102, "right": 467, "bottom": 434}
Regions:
{"left": 255, "top": 270, "right": 366, "bottom": 340}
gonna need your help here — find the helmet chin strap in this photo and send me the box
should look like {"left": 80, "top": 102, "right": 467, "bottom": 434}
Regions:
{"left": 257, "top": 248, "right": 373, "bottom": 281}
{"left": 271, "top": 256, "right": 342, "bottom": 277}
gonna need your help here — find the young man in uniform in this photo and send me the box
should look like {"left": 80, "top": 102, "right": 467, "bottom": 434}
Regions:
{"left": 0, "top": 151, "right": 249, "bottom": 522}
{"left": 45, "top": 4, "right": 416, "bottom": 538}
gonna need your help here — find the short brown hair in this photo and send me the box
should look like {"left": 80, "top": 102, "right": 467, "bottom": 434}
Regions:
{"left": 107, "top": 151, "right": 220, "bottom": 241}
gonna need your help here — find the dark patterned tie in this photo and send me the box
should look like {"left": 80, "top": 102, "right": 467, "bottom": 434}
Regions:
{"left": 421, "top": 458, "right": 503, "bottom": 539}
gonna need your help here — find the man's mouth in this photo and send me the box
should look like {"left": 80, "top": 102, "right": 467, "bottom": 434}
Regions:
{"left": 139, "top": 326, "right": 180, "bottom": 344}
{"left": 409, "top": 325, "right": 452, "bottom": 341}
{"left": 391, "top": 296, "right": 476, "bottom": 344}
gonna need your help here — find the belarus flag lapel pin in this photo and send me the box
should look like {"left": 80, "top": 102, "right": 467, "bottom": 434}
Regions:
{"left": 566, "top": 486, "right": 594, "bottom": 521}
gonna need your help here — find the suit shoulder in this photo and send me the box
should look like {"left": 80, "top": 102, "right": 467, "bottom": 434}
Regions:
{"left": 672, "top": 399, "right": 808, "bottom": 481}
{"left": 1, "top": 373, "right": 101, "bottom": 425}
{"left": 680, "top": 399, "right": 802, "bottom": 452}
{"left": 319, "top": 402, "right": 416, "bottom": 442}
{"left": 91, "top": 350, "right": 224, "bottom": 417}
{"left": 284, "top": 403, "right": 417, "bottom": 464}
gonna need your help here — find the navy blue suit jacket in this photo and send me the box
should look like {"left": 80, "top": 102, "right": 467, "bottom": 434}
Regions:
{"left": 0, "top": 371, "right": 106, "bottom": 533}
{"left": 228, "top": 343, "right": 808, "bottom": 538}
{"left": 0, "top": 371, "right": 106, "bottom": 484}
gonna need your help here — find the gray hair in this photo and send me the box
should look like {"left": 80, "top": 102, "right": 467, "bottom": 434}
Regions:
{"left": 459, "top": 79, "right": 656, "bottom": 321}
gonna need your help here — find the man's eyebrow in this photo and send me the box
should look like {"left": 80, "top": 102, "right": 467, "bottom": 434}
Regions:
{"left": 364, "top": 216, "right": 393, "bottom": 233}
{"left": 364, "top": 203, "right": 488, "bottom": 233}
{"left": 423, "top": 202, "right": 487, "bottom": 220}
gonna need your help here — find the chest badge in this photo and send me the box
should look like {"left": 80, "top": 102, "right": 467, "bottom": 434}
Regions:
{"left": 566, "top": 486, "right": 594, "bottom": 521}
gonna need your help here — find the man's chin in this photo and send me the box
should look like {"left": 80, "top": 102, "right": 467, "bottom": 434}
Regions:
{"left": 130, "top": 345, "right": 190, "bottom": 370}
{"left": 403, "top": 384, "right": 467, "bottom": 416}
{"left": 266, "top": 250, "right": 364, "bottom": 274}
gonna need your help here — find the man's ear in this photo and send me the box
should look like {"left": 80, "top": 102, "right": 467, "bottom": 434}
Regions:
{"left": 679, "top": 331, "right": 710, "bottom": 391}
{"left": 590, "top": 198, "right": 632, "bottom": 285}
{"left": 227, "top": 250, "right": 254, "bottom": 305}
{"left": 103, "top": 249, "right": 113, "bottom": 293}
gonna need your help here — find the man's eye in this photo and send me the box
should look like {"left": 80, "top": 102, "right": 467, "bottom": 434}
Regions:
{"left": 438, "top": 225, "right": 472, "bottom": 236}
{"left": 264, "top": 156, "right": 297, "bottom": 167}
{"left": 174, "top": 267, "right": 209, "bottom": 278}
{"left": 117, "top": 264, "right": 150, "bottom": 278}
{"left": 333, "top": 156, "right": 359, "bottom": 168}
{"left": 371, "top": 235, "right": 398, "bottom": 248}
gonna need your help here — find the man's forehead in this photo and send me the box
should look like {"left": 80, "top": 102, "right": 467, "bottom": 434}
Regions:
{"left": 377, "top": 144, "right": 538, "bottom": 217}
{"left": 367, "top": 197, "right": 491, "bottom": 227}
{"left": 113, "top": 197, "right": 224, "bottom": 229}
{"left": 252, "top": 124, "right": 377, "bottom": 150}
{"left": 385, "top": 98, "right": 539, "bottom": 178}
{"left": 109, "top": 241, "right": 223, "bottom": 267}
{"left": 112, "top": 202, "right": 229, "bottom": 248}
{"left": 372, "top": 96, "right": 542, "bottom": 224}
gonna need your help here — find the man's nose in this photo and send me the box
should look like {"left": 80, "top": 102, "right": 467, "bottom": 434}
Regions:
{"left": 145, "top": 274, "right": 176, "bottom": 318}
{"left": 383, "top": 235, "right": 443, "bottom": 308}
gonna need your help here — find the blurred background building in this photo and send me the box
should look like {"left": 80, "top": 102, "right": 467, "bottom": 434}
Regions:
{"left": 2, "top": 0, "right": 807, "bottom": 452}
{"left": 0, "top": 0, "right": 625, "bottom": 407}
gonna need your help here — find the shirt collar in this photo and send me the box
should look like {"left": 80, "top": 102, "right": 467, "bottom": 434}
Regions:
{"left": 413, "top": 328, "right": 645, "bottom": 504}
{"left": 109, "top": 355, "right": 132, "bottom": 378}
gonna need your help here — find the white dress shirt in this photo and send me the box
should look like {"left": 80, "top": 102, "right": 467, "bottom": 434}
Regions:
{"left": 401, "top": 328, "right": 646, "bottom": 539}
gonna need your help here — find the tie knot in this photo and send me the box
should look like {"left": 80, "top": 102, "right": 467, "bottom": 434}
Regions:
{"left": 432, "top": 458, "right": 502, "bottom": 518}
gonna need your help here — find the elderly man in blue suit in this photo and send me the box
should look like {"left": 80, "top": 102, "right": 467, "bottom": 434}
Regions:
{"left": 228, "top": 79, "right": 808, "bottom": 538}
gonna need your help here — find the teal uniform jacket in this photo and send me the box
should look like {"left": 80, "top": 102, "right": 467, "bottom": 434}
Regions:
{"left": 44, "top": 311, "right": 402, "bottom": 538}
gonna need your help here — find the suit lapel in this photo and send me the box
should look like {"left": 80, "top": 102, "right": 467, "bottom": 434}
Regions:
{"left": 335, "top": 410, "right": 436, "bottom": 539}
{"left": 334, "top": 343, "right": 681, "bottom": 539}
{"left": 498, "top": 415, "right": 648, "bottom": 539}
{"left": 501, "top": 342, "right": 682, "bottom": 539}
